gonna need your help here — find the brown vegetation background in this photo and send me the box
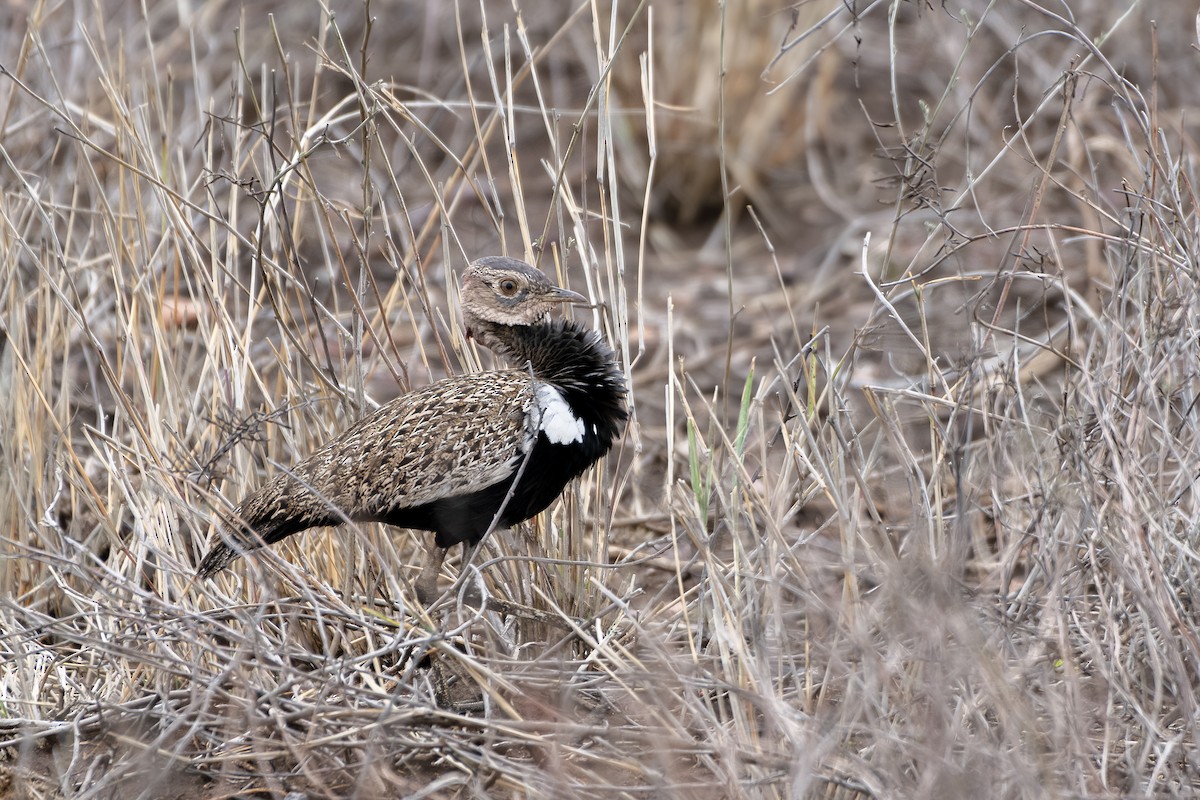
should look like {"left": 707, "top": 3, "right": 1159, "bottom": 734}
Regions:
{"left": 2, "top": 0, "right": 1199, "bottom": 797}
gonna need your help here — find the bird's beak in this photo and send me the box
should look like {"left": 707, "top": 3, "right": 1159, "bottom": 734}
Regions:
{"left": 547, "top": 286, "right": 589, "bottom": 306}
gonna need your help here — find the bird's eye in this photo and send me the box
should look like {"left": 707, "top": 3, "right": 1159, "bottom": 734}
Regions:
{"left": 498, "top": 279, "right": 519, "bottom": 295}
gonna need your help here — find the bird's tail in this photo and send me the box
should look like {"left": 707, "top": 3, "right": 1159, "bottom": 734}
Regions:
{"left": 196, "top": 512, "right": 326, "bottom": 578}
{"left": 196, "top": 515, "right": 273, "bottom": 578}
{"left": 196, "top": 537, "right": 241, "bottom": 578}
{"left": 196, "top": 471, "right": 349, "bottom": 578}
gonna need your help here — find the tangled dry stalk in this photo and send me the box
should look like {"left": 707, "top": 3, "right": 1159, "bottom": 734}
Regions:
{"left": 2, "top": 1, "right": 1198, "bottom": 797}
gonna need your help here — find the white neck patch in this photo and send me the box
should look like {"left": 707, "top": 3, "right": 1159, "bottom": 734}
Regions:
{"left": 535, "top": 383, "right": 585, "bottom": 445}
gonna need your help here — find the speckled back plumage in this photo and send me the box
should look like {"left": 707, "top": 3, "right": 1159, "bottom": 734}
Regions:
{"left": 197, "top": 257, "right": 627, "bottom": 578}
{"left": 227, "top": 372, "right": 537, "bottom": 546}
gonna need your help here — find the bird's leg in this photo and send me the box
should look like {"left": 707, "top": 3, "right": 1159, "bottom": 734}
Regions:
{"left": 415, "top": 545, "right": 447, "bottom": 605}
{"left": 415, "top": 536, "right": 578, "bottom": 633}
{"left": 442, "top": 539, "right": 488, "bottom": 605}
{"left": 449, "top": 538, "right": 579, "bottom": 630}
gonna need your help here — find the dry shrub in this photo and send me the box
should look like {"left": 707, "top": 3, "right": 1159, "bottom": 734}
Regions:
{"left": 608, "top": 0, "right": 839, "bottom": 228}
{"left": 2, "top": 1, "right": 1199, "bottom": 799}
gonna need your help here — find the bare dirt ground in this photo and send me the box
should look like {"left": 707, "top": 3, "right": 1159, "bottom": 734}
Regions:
{"left": 3, "top": 0, "right": 1200, "bottom": 797}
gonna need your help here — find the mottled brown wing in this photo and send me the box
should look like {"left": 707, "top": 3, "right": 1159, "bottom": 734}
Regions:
{"left": 199, "top": 370, "right": 535, "bottom": 573}
{"left": 272, "top": 369, "right": 534, "bottom": 515}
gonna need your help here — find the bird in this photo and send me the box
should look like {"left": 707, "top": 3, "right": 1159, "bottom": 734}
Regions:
{"left": 196, "top": 256, "right": 627, "bottom": 603}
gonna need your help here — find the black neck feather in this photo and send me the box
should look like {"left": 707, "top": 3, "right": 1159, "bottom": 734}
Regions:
{"left": 475, "top": 317, "right": 628, "bottom": 439}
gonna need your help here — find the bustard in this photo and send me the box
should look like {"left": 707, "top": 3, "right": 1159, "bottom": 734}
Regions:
{"left": 197, "top": 256, "right": 627, "bottom": 602}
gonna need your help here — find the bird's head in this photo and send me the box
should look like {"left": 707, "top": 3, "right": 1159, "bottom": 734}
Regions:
{"left": 461, "top": 257, "right": 587, "bottom": 334}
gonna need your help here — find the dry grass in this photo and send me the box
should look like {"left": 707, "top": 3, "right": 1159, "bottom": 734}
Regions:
{"left": 2, "top": 0, "right": 1199, "bottom": 797}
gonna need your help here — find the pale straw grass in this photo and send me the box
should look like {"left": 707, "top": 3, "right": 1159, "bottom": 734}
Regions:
{"left": 1, "top": 1, "right": 1198, "bottom": 798}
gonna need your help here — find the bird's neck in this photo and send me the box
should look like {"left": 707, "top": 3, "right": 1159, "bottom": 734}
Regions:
{"left": 466, "top": 316, "right": 613, "bottom": 387}
{"left": 464, "top": 315, "right": 519, "bottom": 362}
{"left": 467, "top": 314, "right": 627, "bottom": 443}
{"left": 466, "top": 315, "right": 560, "bottom": 376}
